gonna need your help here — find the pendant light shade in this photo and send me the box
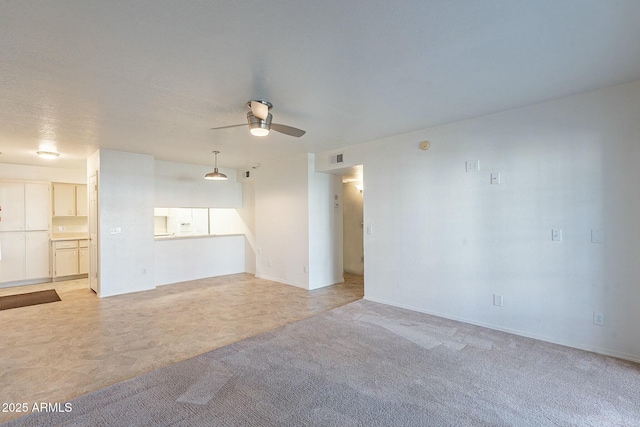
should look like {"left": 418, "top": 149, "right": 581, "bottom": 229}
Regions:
{"left": 204, "top": 151, "right": 228, "bottom": 181}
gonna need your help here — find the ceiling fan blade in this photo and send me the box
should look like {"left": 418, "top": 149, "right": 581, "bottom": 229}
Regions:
{"left": 271, "top": 123, "right": 306, "bottom": 137}
{"left": 250, "top": 101, "right": 269, "bottom": 120}
{"left": 211, "top": 123, "right": 246, "bottom": 130}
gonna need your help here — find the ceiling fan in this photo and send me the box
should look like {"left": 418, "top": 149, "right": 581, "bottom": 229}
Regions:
{"left": 211, "top": 100, "right": 306, "bottom": 137}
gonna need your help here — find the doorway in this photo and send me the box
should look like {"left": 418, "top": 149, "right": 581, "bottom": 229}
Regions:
{"left": 342, "top": 166, "right": 364, "bottom": 278}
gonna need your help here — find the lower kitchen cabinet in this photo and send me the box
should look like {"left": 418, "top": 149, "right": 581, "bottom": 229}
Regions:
{"left": 78, "top": 245, "right": 89, "bottom": 275}
{"left": 26, "top": 231, "right": 50, "bottom": 279}
{"left": 0, "top": 231, "right": 49, "bottom": 284}
{"left": 52, "top": 239, "right": 89, "bottom": 278}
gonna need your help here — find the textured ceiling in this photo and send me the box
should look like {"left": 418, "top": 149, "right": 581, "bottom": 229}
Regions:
{"left": 1, "top": 1, "right": 640, "bottom": 170}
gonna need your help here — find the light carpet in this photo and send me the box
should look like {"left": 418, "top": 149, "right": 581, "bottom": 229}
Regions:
{"left": 6, "top": 300, "right": 640, "bottom": 426}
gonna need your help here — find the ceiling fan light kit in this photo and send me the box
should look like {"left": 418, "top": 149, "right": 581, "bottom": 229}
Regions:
{"left": 248, "top": 111, "right": 272, "bottom": 136}
{"left": 212, "top": 100, "right": 306, "bottom": 138}
{"left": 204, "top": 150, "right": 228, "bottom": 181}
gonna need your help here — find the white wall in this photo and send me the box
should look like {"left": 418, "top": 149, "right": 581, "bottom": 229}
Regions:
{"left": 308, "top": 158, "right": 343, "bottom": 289}
{"left": 91, "top": 150, "right": 155, "bottom": 297}
{"left": 0, "top": 163, "right": 86, "bottom": 183}
{"left": 152, "top": 159, "right": 247, "bottom": 284}
{"left": 154, "top": 159, "right": 241, "bottom": 207}
{"left": 238, "top": 181, "right": 256, "bottom": 274}
{"left": 155, "top": 235, "right": 245, "bottom": 286}
{"left": 254, "top": 153, "right": 343, "bottom": 289}
{"left": 317, "top": 80, "right": 640, "bottom": 362}
{"left": 255, "top": 153, "right": 310, "bottom": 288}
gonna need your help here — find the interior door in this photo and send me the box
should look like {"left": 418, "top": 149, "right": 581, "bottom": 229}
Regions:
{"left": 89, "top": 173, "right": 99, "bottom": 293}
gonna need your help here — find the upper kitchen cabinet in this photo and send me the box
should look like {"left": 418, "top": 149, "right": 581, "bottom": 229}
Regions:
{"left": 25, "top": 182, "right": 51, "bottom": 230}
{"left": 75, "top": 185, "right": 88, "bottom": 216}
{"left": 0, "top": 181, "right": 50, "bottom": 231}
{"left": 52, "top": 183, "right": 87, "bottom": 217}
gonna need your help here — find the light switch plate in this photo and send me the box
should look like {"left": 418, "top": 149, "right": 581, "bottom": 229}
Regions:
{"left": 466, "top": 160, "right": 480, "bottom": 172}
{"left": 493, "top": 294, "right": 504, "bottom": 307}
{"left": 552, "top": 229, "right": 562, "bottom": 242}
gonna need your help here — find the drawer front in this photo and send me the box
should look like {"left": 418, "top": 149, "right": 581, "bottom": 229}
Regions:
{"left": 78, "top": 239, "right": 89, "bottom": 248}
{"left": 54, "top": 240, "right": 78, "bottom": 249}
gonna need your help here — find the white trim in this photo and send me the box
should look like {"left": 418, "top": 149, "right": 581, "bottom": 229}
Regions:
{"left": 363, "top": 296, "right": 640, "bottom": 364}
{"left": 255, "top": 273, "right": 307, "bottom": 290}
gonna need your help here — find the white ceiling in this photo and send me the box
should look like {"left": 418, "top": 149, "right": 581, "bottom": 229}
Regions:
{"left": 2, "top": 1, "right": 640, "bottom": 171}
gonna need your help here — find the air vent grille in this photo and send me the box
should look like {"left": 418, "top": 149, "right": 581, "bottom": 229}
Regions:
{"left": 330, "top": 153, "right": 344, "bottom": 164}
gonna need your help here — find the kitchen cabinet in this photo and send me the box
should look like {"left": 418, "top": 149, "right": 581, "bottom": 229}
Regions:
{"left": 0, "top": 231, "right": 50, "bottom": 283}
{"left": 52, "top": 239, "right": 89, "bottom": 278}
{"left": 24, "top": 231, "right": 51, "bottom": 280}
{"left": 76, "top": 186, "right": 88, "bottom": 216}
{"left": 52, "top": 183, "right": 87, "bottom": 217}
{"left": 0, "top": 182, "right": 24, "bottom": 231}
{"left": 0, "top": 180, "right": 50, "bottom": 284}
{"left": 26, "top": 231, "right": 50, "bottom": 279}
{"left": 25, "top": 183, "right": 51, "bottom": 230}
{"left": 0, "top": 181, "right": 49, "bottom": 231}
{"left": 79, "top": 244, "right": 89, "bottom": 275}
{"left": 0, "top": 232, "right": 25, "bottom": 282}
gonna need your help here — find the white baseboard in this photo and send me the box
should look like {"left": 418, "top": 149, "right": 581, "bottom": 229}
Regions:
{"left": 255, "top": 273, "right": 308, "bottom": 290}
{"left": 363, "top": 296, "right": 640, "bottom": 364}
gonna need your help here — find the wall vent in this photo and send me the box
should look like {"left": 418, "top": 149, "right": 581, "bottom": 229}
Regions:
{"left": 330, "top": 153, "right": 344, "bottom": 164}
{"left": 237, "top": 169, "right": 254, "bottom": 182}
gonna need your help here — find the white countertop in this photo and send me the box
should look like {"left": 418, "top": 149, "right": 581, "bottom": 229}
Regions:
{"left": 50, "top": 233, "right": 89, "bottom": 241}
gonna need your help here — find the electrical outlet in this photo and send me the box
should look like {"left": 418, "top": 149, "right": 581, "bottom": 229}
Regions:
{"left": 593, "top": 312, "right": 605, "bottom": 326}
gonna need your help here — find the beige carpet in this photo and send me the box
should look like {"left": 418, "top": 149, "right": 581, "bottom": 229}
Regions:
{"left": 6, "top": 300, "right": 640, "bottom": 426}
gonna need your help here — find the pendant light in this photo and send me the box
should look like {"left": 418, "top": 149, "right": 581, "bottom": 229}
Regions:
{"left": 204, "top": 151, "right": 228, "bottom": 181}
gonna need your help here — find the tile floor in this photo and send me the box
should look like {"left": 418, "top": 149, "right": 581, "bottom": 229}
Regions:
{"left": 0, "top": 273, "right": 363, "bottom": 423}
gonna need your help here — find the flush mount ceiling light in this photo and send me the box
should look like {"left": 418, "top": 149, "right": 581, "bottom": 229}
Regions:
{"left": 36, "top": 150, "right": 60, "bottom": 159}
{"left": 204, "top": 151, "right": 228, "bottom": 181}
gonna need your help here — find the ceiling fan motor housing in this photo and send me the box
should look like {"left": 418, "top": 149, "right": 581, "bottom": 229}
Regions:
{"left": 247, "top": 111, "right": 272, "bottom": 134}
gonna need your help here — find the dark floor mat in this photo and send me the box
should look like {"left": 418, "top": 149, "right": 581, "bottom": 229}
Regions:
{"left": 0, "top": 289, "right": 61, "bottom": 310}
